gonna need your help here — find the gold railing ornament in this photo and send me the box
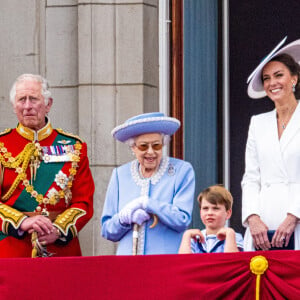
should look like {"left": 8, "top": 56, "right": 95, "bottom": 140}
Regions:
{"left": 250, "top": 255, "right": 268, "bottom": 300}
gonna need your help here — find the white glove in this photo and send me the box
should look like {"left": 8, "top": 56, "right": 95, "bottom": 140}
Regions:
{"left": 132, "top": 209, "right": 151, "bottom": 225}
{"left": 119, "top": 196, "right": 149, "bottom": 225}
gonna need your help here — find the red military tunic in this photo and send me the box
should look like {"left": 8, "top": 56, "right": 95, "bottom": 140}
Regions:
{"left": 0, "top": 121, "right": 94, "bottom": 257}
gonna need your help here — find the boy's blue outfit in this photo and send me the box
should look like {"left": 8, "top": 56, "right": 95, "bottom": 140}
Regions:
{"left": 191, "top": 229, "right": 244, "bottom": 253}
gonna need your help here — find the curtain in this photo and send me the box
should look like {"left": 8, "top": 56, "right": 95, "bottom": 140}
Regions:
{"left": 1, "top": 250, "right": 300, "bottom": 299}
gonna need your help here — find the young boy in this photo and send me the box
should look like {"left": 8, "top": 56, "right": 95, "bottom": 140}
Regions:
{"left": 179, "top": 185, "right": 243, "bottom": 253}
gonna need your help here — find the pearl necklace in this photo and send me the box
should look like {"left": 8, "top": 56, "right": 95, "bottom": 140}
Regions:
{"left": 131, "top": 156, "right": 169, "bottom": 187}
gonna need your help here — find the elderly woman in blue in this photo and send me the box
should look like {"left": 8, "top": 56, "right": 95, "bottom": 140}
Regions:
{"left": 101, "top": 112, "right": 195, "bottom": 255}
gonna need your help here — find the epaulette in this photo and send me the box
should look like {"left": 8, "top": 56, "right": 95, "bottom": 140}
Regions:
{"left": 55, "top": 128, "right": 84, "bottom": 143}
{"left": 0, "top": 128, "right": 12, "bottom": 137}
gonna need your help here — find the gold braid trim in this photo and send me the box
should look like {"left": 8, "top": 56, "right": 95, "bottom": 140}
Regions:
{"left": 0, "top": 141, "right": 82, "bottom": 207}
{"left": 0, "top": 142, "right": 37, "bottom": 201}
{"left": 53, "top": 208, "right": 86, "bottom": 237}
{"left": 0, "top": 204, "right": 26, "bottom": 232}
{"left": 0, "top": 142, "right": 36, "bottom": 168}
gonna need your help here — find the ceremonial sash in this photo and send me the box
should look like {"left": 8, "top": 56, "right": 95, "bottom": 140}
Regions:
{"left": 0, "top": 133, "right": 78, "bottom": 240}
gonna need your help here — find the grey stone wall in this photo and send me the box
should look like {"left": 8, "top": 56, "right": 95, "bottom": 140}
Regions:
{"left": 0, "top": 0, "right": 159, "bottom": 255}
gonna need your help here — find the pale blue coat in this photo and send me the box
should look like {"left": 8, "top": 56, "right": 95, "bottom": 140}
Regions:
{"left": 101, "top": 157, "right": 195, "bottom": 255}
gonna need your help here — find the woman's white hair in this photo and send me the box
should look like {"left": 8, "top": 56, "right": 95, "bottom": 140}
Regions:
{"left": 9, "top": 74, "right": 52, "bottom": 105}
{"left": 125, "top": 134, "right": 170, "bottom": 147}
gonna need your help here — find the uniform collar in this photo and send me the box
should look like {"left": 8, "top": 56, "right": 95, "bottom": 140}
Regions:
{"left": 16, "top": 119, "right": 53, "bottom": 141}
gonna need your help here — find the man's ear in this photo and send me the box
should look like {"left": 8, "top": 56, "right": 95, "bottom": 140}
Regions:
{"left": 46, "top": 97, "right": 53, "bottom": 113}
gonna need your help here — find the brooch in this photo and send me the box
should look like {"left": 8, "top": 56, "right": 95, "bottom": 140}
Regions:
{"left": 167, "top": 164, "right": 175, "bottom": 176}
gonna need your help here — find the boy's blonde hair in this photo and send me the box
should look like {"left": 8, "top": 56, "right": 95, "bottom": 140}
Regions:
{"left": 197, "top": 185, "right": 233, "bottom": 211}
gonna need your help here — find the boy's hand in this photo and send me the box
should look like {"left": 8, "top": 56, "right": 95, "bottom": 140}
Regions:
{"left": 217, "top": 227, "right": 239, "bottom": 253}
{"left": 184, "top": 229, "right": 205, "bottom": 243}
{"left": 178, "top": 229, "right": 204, "bottom": 254}
{"left": 216, "top": 227, "right": 235, "bottom": 241}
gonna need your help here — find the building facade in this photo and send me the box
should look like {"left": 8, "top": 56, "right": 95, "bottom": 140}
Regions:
{"left": 0, "top": 0, "right": 159, "bottom": 255}
{"left": 1, "top": 0, "right": 298, "bottom": 256}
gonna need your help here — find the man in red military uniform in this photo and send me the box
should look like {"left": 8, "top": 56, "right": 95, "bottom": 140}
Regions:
{"left": 0, "top": 74, "right": 94, "bottom": 257}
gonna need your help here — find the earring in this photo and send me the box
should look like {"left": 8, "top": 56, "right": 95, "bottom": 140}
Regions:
{"left": 292, "top": 82, "right": 296, "bottom": 93}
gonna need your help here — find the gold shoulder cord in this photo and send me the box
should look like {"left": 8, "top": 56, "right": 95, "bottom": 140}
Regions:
{"left": 0, "top": 142, "right": 39, "bottom": 201}
{"left": 0, "top": 140, "right": 82, "bottom": 207}
{"left": 0, "top": 163, "right": 3, "bottom": 186}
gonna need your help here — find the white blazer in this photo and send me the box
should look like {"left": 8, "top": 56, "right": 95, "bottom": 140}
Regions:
{"left": 242, "top": 102, "right": 300, "bottom": 250}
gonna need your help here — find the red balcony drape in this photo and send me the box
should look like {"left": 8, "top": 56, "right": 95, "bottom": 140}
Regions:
{"left": 1, "top": 250, "right": 300, "bottom": 299}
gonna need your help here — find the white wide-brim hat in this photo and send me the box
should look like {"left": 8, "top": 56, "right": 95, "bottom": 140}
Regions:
{"left": 247, "top": 36, "right": 300, "bottom": 99}
{"left": 111, "top": 112, "right": 181, "bottom": 142}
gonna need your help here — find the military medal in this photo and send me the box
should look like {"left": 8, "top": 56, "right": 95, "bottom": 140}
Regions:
{"left": 42, "top": 144, "right": 76, "bottom": 163}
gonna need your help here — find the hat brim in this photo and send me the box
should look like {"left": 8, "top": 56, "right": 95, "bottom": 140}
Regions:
{"left": 247, "top": 37, "right": 300, "bottom": 99}
{"left": 112, "top": 117, "right": 181, "bottom": 142}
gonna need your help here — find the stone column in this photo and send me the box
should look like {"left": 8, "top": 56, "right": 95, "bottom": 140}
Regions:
{"left": 46, "top": 0, "right": 79, "bottom": 133}
{"left": 78, "top": 0, "right": 159, "bottom": 255}
{"left": 0, "top": 0, "right": 45, "bottom": 128}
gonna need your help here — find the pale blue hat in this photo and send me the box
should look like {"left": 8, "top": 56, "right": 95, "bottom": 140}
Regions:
{"left": 111, "top": 112, "right": 181, "bottom": 142}
{"left": 247, "top": 36, "right": 300, "bottom": 99}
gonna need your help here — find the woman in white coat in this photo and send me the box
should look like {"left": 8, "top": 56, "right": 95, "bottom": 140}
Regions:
{"left": 242, "top": 37, "right": 300, "bottom": 251}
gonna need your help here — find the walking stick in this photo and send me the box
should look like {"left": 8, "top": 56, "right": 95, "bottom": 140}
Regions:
{"left": 132, "top": 214, "right": 158, "bottom": 255}
{"left": 132, "top": 223, "right": 139, "bottom": 255}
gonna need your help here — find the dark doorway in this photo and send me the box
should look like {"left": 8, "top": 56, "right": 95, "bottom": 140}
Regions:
{"left": 171, "top": 0, "right": 300, "bottom": 232}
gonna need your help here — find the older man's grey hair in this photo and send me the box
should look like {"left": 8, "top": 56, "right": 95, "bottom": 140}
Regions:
{"left": 9, "top": 74, "right": 52, "bottom": 105}
{"left": 125, "top": 134, "right": 171, "bottom": 147}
